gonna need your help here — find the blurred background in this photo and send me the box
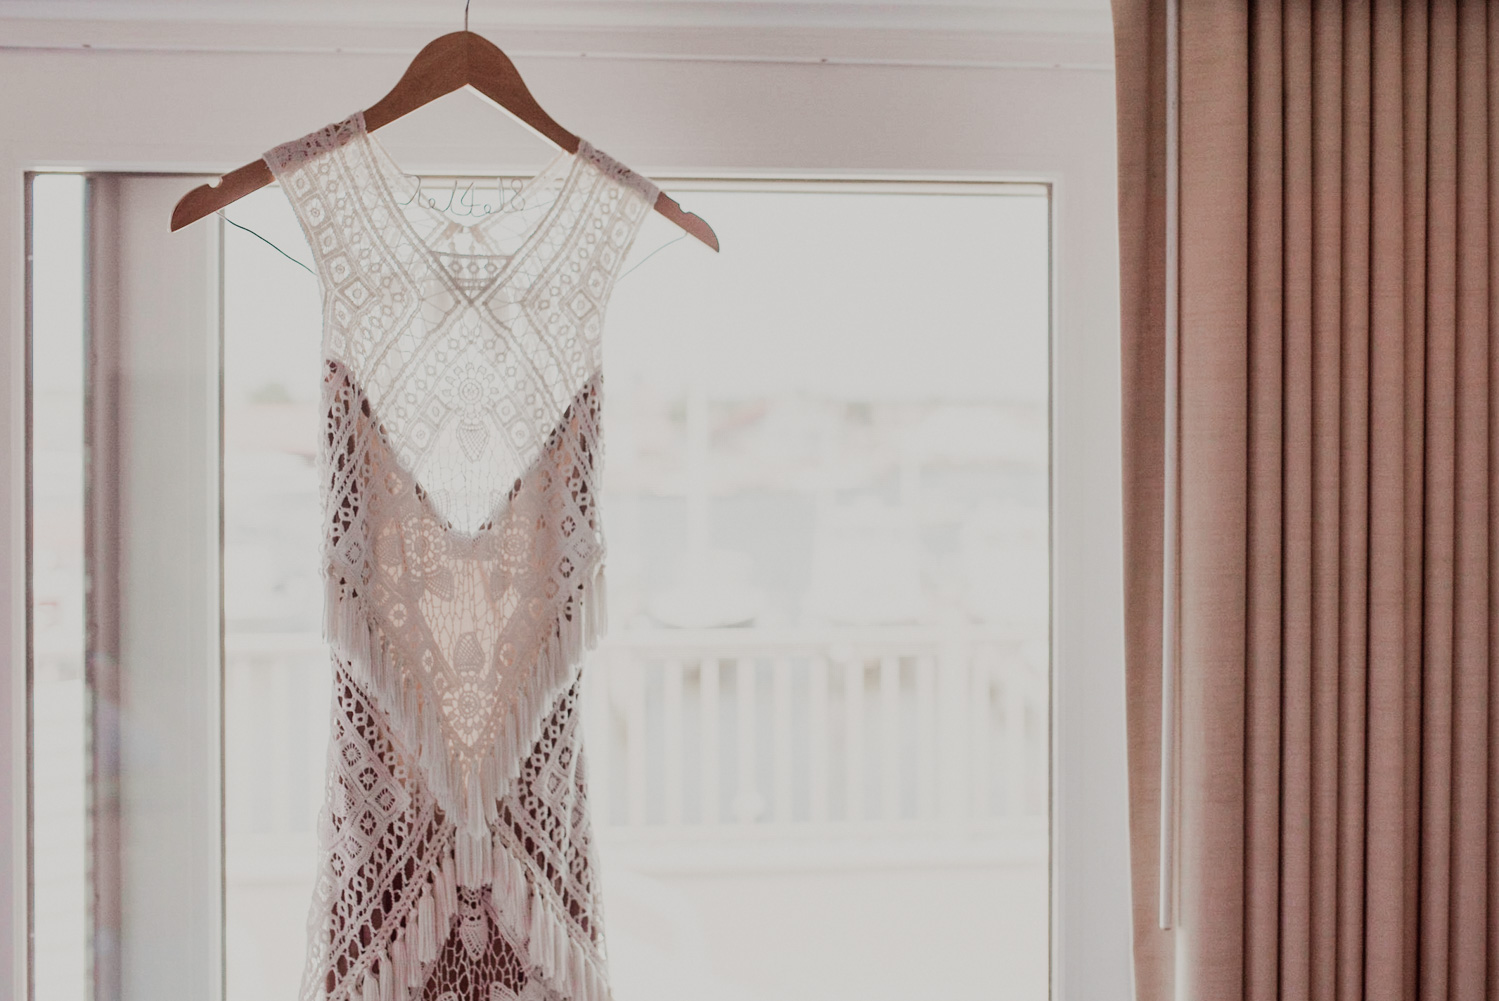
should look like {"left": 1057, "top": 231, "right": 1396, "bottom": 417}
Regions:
{"left": 31, "top": 173, "right": 1052, "bottom": 1001}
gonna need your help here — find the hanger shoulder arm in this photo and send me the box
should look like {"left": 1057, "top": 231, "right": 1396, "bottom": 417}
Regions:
{"left": 654, "top": 190, "right": 720, "bottom": 252}
{"left": 171, "top": 158, "right": 273, "bottom": 231}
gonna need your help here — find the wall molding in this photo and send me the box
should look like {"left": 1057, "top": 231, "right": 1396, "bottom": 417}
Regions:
{"left": 0, "top": 0, "right": 1111, "bottom": 34}
{"left": 0, "top": 2, "right": 1112, "bottom": 66}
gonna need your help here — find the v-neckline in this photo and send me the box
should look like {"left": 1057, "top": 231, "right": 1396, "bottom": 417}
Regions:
{"left": 353, "top": 114, "right": 583, "bottom": 300}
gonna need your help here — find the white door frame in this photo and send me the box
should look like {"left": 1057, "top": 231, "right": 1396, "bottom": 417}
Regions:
{"left": 0, "top": 18, "right": 1127, "bottom": 1000}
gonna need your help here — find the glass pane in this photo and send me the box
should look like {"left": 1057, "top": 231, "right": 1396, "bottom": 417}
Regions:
{"left": 30, "top": 172, "right": 89, "bottom": 1001}
{"left": 597, "top": 187, "right": 1050, "bottom": 1001}
{"left": 223, "top": 180, "right": 1050, "bottom": 1001}
{"left": 221, "top": 187, "right": 327, "bottom": 1001}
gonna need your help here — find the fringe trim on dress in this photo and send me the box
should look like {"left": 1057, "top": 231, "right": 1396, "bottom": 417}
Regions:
{"left": 321, "top": 561, "right": 610, "bottom": 1001}
{"left": 322, "top": 559, "right": 607, "bottom": 841}
{"left": 333, "top": 834, "right": 611, "bottom": 1001}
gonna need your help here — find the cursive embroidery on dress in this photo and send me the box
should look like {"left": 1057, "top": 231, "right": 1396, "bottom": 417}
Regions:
{"left": 264, "top": 112, "right": 659, "bottom": 1001}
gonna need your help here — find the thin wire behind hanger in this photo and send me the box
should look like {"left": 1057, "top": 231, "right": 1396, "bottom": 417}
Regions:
{"left": 619, "top": 231, "right": 687, "bottom": 281}
{"left": 218, "top": 210, "right": 315, "bottom": 276}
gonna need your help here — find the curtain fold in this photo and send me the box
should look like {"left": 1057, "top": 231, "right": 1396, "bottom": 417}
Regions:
{"left": 1112, "top": 2, "right": 1499, "bottom": 998}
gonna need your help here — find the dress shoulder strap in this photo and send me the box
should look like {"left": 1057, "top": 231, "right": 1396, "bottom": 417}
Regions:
{"left": 576, "top": 138, "right": 661, "bottom": 205}
{"left": 263, "top": 111, "right": 366, "bottom": 177}
{"left": 258, "top": 112, "right": 369, "bottom": 301}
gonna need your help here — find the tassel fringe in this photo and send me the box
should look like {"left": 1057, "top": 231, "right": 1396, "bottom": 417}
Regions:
{"left": 323, "top": 561, "right": 610, "bottom": 1001}
{"left": 492, "top": 834, "right": 531, "bottom": 942}
{"left": 416, "top": 887, "right": 438, "bottom": 964}
{"left": 526, "top": 875, "right": 612, "bottom": 1001}
{"left": 338, "top": 842, "right": 611, "bottom": 1001}
{"left": 376, "top": 951, "right": 394, "bottom": 1001}
{"left": 457, "top": 827, "right": 495, "bottom": 889}
{"left": 323, "top": 560, "right": 608, "bottom": 836}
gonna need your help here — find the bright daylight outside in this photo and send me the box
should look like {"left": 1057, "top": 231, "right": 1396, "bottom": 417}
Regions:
{"left": 31, "top": 174, "right": 1051, "bottom": 1001}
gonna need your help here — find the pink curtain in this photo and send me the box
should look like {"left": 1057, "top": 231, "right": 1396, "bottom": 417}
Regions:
{"left": 1114, "top": 2, "right": 1499, "bottom": 998}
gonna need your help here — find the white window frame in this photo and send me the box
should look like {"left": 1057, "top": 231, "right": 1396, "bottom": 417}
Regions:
{"left": 0, "top": 14, "right": 1129, "bottom": 1000}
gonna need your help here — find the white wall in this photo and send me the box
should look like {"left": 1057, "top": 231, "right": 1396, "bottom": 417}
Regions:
{"left": 0, "top": 14, "right": 1126, "bottom": 999}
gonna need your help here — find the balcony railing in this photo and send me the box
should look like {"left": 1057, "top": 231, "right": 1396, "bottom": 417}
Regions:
{"left": 222, "top": 624, "right": 1047, "bottom": 877}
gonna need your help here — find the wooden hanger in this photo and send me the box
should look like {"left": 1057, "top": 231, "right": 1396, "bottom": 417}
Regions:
{"left": 170, "top": 29, "right": 719, "bottom": 251}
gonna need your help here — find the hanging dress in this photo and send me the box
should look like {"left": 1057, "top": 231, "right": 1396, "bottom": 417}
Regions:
{"left": 263, "top": 112, "right": 660, "bottom": 1001}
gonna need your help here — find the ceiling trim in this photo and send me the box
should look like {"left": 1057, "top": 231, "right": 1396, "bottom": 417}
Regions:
{"left": 0, "top": 1, "right": 1112, "bottom": 37}
{"left": 0, "top": 21, "right": 1112, "bottom": 69}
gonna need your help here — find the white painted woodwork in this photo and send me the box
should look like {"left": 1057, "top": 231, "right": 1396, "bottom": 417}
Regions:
{"left": 1, "top": 21, "right": 1127, "bottom": 997}
{"left": 86, "top": 175, "right": 224, "bottom": 1001}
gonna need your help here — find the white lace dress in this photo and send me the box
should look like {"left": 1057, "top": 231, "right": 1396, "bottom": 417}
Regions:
{"left": 263, "top": 113, "right": 660, "bottom": 1001}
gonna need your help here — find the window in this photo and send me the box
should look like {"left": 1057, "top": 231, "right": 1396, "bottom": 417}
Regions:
{"left": 219, "top": 178, "right": 1051, "bottom": 1001}
{"left": 9, "top": 25, "right": 1127, "bottom": 1001}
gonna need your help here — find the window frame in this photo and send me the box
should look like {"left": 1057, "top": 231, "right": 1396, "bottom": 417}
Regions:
{"left": 1, "top": 22, "right": 1128, "bottom": 1001}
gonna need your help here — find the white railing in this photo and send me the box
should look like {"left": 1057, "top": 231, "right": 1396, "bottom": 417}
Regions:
{"left": 583, "top": 629, "right": 1045, "bottom": 857}
{"left": 223, "top": 625, "right": 1047, "bottom": 875}
{"left": 222, "top": 634, "right": 332, "bottom": 882}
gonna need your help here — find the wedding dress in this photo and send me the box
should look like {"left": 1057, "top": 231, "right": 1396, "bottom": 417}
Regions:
{"left": 264, "top": 112, "right": 660, "bottom": 1001}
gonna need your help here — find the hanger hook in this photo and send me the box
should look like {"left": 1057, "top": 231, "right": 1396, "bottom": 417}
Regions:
{"left": 464, "top": 0, "right": 471, "bottom": 32}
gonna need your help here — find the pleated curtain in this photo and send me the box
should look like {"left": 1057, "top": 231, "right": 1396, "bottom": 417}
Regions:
{"left": 1113, "top": 2, "right": 1499, "bottom": 998}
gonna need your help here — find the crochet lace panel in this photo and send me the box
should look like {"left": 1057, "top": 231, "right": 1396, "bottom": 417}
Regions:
{"left": 264, "top": 112, "right": 658, "bottom": 1001}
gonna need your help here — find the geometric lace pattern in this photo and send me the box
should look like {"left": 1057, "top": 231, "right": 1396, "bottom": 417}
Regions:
{"left": 264, "top": 112, "right": 659, "bottom": 1001}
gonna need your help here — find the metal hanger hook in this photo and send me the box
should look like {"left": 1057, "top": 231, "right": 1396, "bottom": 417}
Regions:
{"left": 464, "top": 0, "right": 471, "bottom": 31}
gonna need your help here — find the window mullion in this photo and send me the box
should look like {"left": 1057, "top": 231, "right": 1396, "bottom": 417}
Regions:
{"left": 85, "top": 174, "right": 223, "bottom": 1001}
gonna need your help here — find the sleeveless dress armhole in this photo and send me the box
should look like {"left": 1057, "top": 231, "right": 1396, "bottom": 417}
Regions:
{"left": 262, "top": 112, "right": 367, "bottom": 288}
